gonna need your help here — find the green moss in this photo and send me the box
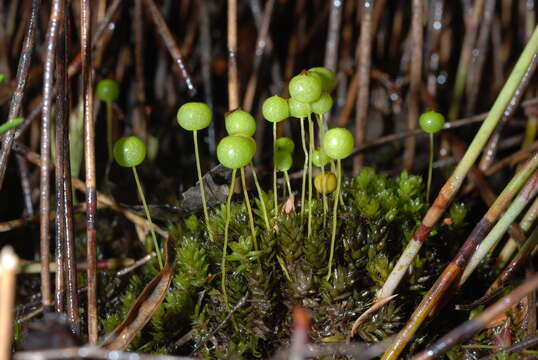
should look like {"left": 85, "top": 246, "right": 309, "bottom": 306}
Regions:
{"left": 102, "top": 168, "right": 469, "bottom": 358}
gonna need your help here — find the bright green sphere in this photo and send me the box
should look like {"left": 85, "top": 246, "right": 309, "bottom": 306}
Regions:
{"left": 276, "top": 137, "right": 295, "bottom": 153}
{"left": 177, "top": 102, "right": 212, "bottom": 131}
{"left": 312, "top": 148, "right": 331, "bottom": 167}
{"left": 322, "top": 128, "right": 354, "bottom": 160}
{"left": 288, "top": 71, "right": 322, "bottom": 103}
{"left": 113, "top": 136, "right": 146, "bottom": 167}
{"left": 311, "top": 92, "right": 333, "bottom": 114}
{"left": 262, "top": 95, "right": 289, "bottom": 123}
{"left": 419, "top": 111, "right": 445, "bottom": 134}
{"left": 308, "top": 67, "right": 336, "bottom": 92}
{"left": 288, "top": 97, "right": 312, "bottom": 118}
{"left": 275, "top": 151, "right": 293, "bottom": 171}
{"left": 217, "top": 135, "right": 256, "bottom": 169}
{"left": 97, "top": 79, "right": 120, "bottom": 102}
{"left": 225, "top": 109, "right": 256, "bottom": 136}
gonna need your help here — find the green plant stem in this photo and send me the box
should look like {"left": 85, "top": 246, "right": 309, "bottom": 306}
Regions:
{"left": 284, "top": 170, "right": 292, "bottom": 198}
{"left": 460, "top": 171, "right": 538, "bottom": 285}
{"left": 426, "top": 133, "right": 434, "bottom": 203}
{"left": 317, "top": 115, "right": 328, "bottom": 226}
{"left": 131, "top": 166, "right": 163, "bottom": 269}
{"left": 326, "top": 159, "right": 342, "bottom": 281}
{"left": 308, "top": 115, "right": 314, "bottom": 238}
{"left": 222, "top": 168, "right": 237, "bottom": 308}
{"left": 273, "top": 122, "right": 278, "bottom": 215}
{"left": 241, "top": 167, "right": 258, "bottom": 251}
{"left": 299, "top": 117, "right": 308, "bottom": 222}
{"left": 193, "top": 131, "right": 215, "bottom": 243}
{"left": 251, "top": 165, "right": 270, "bottom": 230}
{"left": 106, "top": 101, "right": 113, "bottom": 161}
{"left": 0, "top": 117, "right": 23, "bottom": 135}
{"left": 378, "top": 25, "right": 538, "bottom": 303}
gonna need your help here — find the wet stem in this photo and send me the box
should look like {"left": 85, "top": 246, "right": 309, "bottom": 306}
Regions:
{"left": 326, "top": 159, "right": 341, "bottom": 281}
{"left": 106, "top": 101, "right": 113, "bottom": 161}
{"left": 193, "top": 130, "right": 215, "bottom": 242}
{"left": 300, "top": 117, "right": 308, "bottom": 222}
{"left": 131, "top": 166, "right": 163, "bottom": 269}
{"left": 427, "top": 133, "right": 433, "bottom": 203}
{"left": 222, "top": 168, "right": 237, "bottom": 309}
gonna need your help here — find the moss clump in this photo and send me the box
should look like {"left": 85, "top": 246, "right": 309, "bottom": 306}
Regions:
{"left": 103, "top": 168, "right": 466, "bottom": 358}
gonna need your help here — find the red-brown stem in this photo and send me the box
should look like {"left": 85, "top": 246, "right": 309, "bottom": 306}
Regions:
{"left": 56, "top": 7, "right": 79, "bottom": 331}
{"left": 353, "top": 0, "right": 374, "bottom": 174}
{"left": 54, "top": 1, "right": 67, "bottom": 315}
{"left": 81, "top": 0, "right": 97, "bottom": 344}
{"left": 411, "top": 272, "right": 538, "bottom": 360}
{"left": 227, "top": 0, "right": 239, "bottom": 110}
{"left": 143, "top": 0, "right": 196, "bottom": 97}
{"left": 464, "top": 0, "right": 495, "bottom": 116}
{"left": 242, "top": 0, "right": 275, "bottom": 112}
{"left": 133, "top": 0, "right": 147, "bottom": 141}
{"left": 479, "top": 53, "right": 538, "bottom": 171}
{"left": 381, "top": 168, "right": 538, "bottom": 360}
{"left": 403, "top": 0, "right": 423, "bottom": 171}
{"left": 40, "top": 0, "right": 63, "bottom": 312}
{"left": 0, "top": 0, "right": 39, "bottom": 191}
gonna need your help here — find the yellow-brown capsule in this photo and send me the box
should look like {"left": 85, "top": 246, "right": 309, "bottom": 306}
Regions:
{"left": 314, "top": 172, "right": 337, "bottom": 194}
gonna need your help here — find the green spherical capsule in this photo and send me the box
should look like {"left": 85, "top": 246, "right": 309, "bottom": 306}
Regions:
{"left": 217, "top": 135, "right": 256, "bottom": 169}
{"left": 312, "top": 148, "right": 331, "bottom": 167}
{"left": 322, "top": 128, "right": 355, "bottom": 160}
{"left": 288, "top": 97, "right": 312, "bottom": 118}
{"left": 288, "top": 71, "right": 322, "bottom": 103}
{"left": 262, "top": 95, "right": 289, "bottom": 123}
{"left": 311, "top": 92, "right": 333, "bottom": 115}
{"left": 97, "top": 79, "right": 120, "bottom": 102}
{"left": 275, "top": 150, "right": 293, "bottom": 171}
{"left": 113, "top": 136, "right": 146, "bottom": 167}
{"left": 225, "top": 109, "right": 256, "bottom": 136}
{"left": 419, "top": 110, "right": 445, "bottom": 134}
{"left": 308, "top": 67, "right": 336, "bottom": 92}
{"left": 276, "top": 137, "right": 295, "bottom": 153}
{"left": 177, "top": 102, "right": 212, "bottom": 131}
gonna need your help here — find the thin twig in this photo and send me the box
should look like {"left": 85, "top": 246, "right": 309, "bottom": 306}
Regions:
{"left": 0, "top": 0, "right": 40, "bottom": 192}
{"left": 143, "top": 0, "right": 196, "bottom": 97}
{"left": 0, "top": 247, "right": 18, "bottom": 359}
{"left": 81, "top": 0, "right": 97, "bottom": 343}
{"left": 403, "top": 0, "right": 423, "bottom": 170}
{"left": 227, "top": 0, "right": 239, "bottom": 109}
{"left": 353, "top": 0, "right": 374, "bottom": 174}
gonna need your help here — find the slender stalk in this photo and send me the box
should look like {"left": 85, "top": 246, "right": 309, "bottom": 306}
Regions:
{"left": 251, "top": 165, "right": 270, "bottom": 230}
{"left": 222, "top": 168, "right": 237, "bottom": 308}
{"left": 241, "top": 167, "right": 257, "bottom": 250}
{"left": 487, "top": 225, "right": 538, "bottom": 297}
{"left": 284, "top": 170, "right": 292, "bottom": 198}
{"left": 412, "top": 273, "right": 538, "bottom": 360}
{"left": 299, "top": 117, "right": 308, "bottom": 221}
{"left": 227, "top": 0, "right": 239, "bottom": 109}
{"left": 81, "top": 0, "right": 98, "bottom": 343}
{"left": 0, "top": 247, "right": 17, "bottom": 360}
{"left": 403, "top": 0, "right": 423, "bottom": 170}
{"left": 41, "top": 0, "right": 63, "bottom": 313}
{"left": 193, "top": 130, "right": 214, "bottom": 242}
{"left": 142, "top": 0, "right": 196, "bottom": 96}
{"left": 132, "top": 167, "right": 163, "bottom": 270}
{"left": 0, "top": 117, "right": 23, "bottom": 134}
{"left": 381, "top": 155, "right": 538, "bottom": 360}
{"left": 353, "top": 0, "right": 374, "bottom": 174}
{"left": 0, "top": 0, "right": 40, "bottom": 192}
{"left": 378, "top": 26, "right": 538, "bottom": 301}
{"left": 496, "top": 196, "right": 538, "bottom": 270}
{"left": 106, "top": 101, "right": 113, "bottom": 161}
{"left": 307, "top": 115, "right": 314, "bottom": 238}
{"left": 460, "top": 170, "right": 538, "bottom": 285}
{"left": 426, "top": 133, "right": 433, "bottom": 203}
{"left": 273, "top": 122, "right": 278, "bottom": 214}
{"left": 326, "top": 159, "right": 341, "bottom": 280}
